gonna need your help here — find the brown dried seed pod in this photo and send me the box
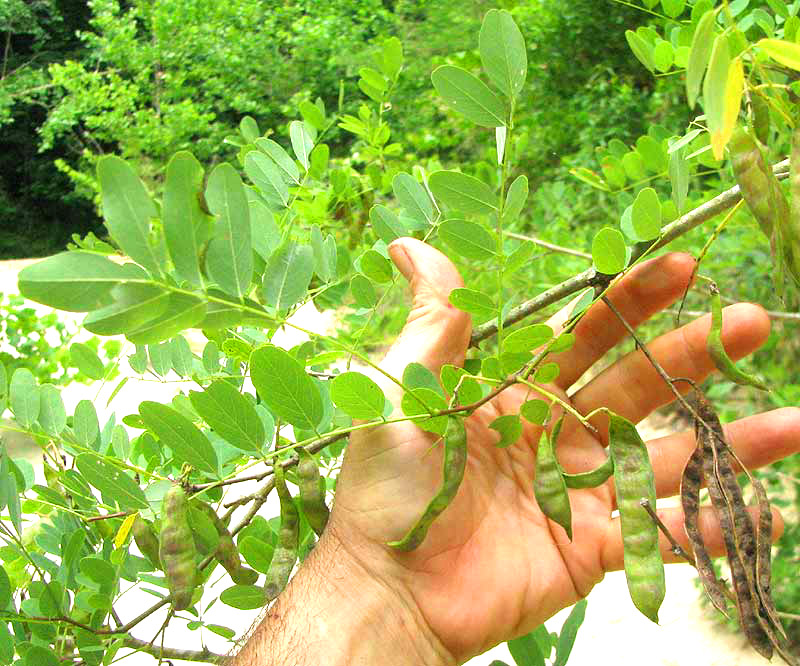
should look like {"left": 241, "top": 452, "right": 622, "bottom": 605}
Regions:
{"left": 680, "top": 445, "right": 728, "bottom": 615}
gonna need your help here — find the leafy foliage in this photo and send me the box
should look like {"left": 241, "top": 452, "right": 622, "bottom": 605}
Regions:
{"left": 1, "top": 1, "right": 800, "bottom": 664}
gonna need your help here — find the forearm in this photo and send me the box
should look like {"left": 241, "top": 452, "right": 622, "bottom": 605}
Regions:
{"left": 230, "top": 530, "right": 454, "bottom": 666}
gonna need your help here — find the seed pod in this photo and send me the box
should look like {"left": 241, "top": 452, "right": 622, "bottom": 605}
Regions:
{"left": 264, "top": 464, "right": 299, "bottom": 603}
{"left": 194, "top": 501, "right": 258, "bottom": 585}
{"left": 705, "top": 283, "right": 768, "bottom": 391}
{"left": 387, "top": 415, "right": 468, "bottom": 552}
{"left": 680, "top": 444, "right": 729, "bottom": 615}
{"left": 561, "top": 456, "right": 614, "bottom": 489}
{"left": 693, "top": 396, "right": 772, "bottom": 658}
{"left": 729, "top": 126, "right": 788, "bottom": 240}
{"left": 159, "top": 485, "right": 197, "bottom": 611}
{"left": 297, "top": 449, "right": 329, "bottom": 536}
{"left": 534, "top": 425, "right": 572, "bottom": 540}
{"left": 608, "top": 412, "right": 665, "bottom": 624}
{"left": 751, "top": 93, "right": 770, "bottom": 146}
{"left": 132, "top": 515, "right": 161, "bottom": 569}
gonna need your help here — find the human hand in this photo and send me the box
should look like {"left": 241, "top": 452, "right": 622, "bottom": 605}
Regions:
{"left": 318, "top": 237, "right": 800, "bottom": 663}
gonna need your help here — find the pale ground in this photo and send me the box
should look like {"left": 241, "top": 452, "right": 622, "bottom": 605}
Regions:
{"left": 0, "top": 259, "right": 764, "bottom": 665}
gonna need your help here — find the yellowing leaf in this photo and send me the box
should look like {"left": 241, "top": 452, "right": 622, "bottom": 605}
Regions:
{"left": 712, "top": 57, "right": 744, "bottom": 160}
{"left": 758, "top": 38, "right": 800, "bottom": 71}
{"left": 703, "top": 34, "right": 730, "bottom": 150}
{"left": 114, "top": 513, "right": 138, "bottom": 549}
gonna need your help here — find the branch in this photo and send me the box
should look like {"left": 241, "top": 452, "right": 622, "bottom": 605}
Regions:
{"left": 504, "top": 231, "right": 593, "bottom": 260}
{"left": 123, "top": 634, "right": 226, "bottom": 664}
{"left": 470, "top": 160, "right": 790, "bottom": 347}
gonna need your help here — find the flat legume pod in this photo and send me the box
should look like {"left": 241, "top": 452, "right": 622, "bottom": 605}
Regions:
{"left": 132, "top": 515, "right": 161, "bottom": 569}
{"left": 159, "top": 485, "right": 198, "bottom": 611}
{"left": 388, "top": 415, "right": 467, "bottom": 552}
{"left": 534, "top": 427, "right": 572, "bottom": 540}
{"left": 264, "top": 464, "right": 299, "bottom": 603}
{"left": 297, "top": 448, "right": 330, "bottom": 536}
{"left": 706, "top": 283, "right": 768, "bottom": 390}
{"left": 608, "top": 412, "right": 665, "bottom": 623}
{"left": 195, "top": 501, "right": 258, "bottom": 585}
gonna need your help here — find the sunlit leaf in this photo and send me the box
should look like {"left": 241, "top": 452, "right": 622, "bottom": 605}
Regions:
{"left": 189, "top": 381, "right": 265, "bottom": 453}
{"left": 97, "top": 156, "right": 164, "bottom": 275}
{"left": 250, "top": 345, "right": 322, "bottom": 430}
{"left": 479, "top": 9, "right": 527, "bottom": 99}
{"left": 205, "top": 163, "right": 253, "bottom": 300}
{"left": 592, "top": 228, "right": 627, "bottom": 274}
{"left": 330, "top": 372, "right": 386, "bottom": 419}
{"left": 439, "top": 220, "right": 496, "bottom": 260}
{"left": 431, "top": 65, "right": 506, "bottom": 127}
{"left": 429, "top": 171, "right": 498, "bottom": 215}
{"left": 75, "top": 454, "right": 148, "bottom": 510}
{"left": 163, "top": 151, "right": 210, "bottom": 287}
{"left": 139, "top": 402, "right": 219, "bottom": 476}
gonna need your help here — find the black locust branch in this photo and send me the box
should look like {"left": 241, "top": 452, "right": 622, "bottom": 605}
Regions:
{"left": 470, "top": 160, "right": 790, "bottom": 347}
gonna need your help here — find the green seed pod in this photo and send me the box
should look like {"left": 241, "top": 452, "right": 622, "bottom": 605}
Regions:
{"left": 132, "top": 515, "right": 161, "bottom": 569}
{"left": 561, "top": 455, "right": 614, "bottom": 489}
{"left": 751, "top": 93, "right": 770, "bottom": 146}
{"left": 194, "top": 501, "right": 258, "bottom": 586}
{"left": 608, "top": 412, "right": 665, "bottom": 624}
{"left": 297, "top": 449, "right": 329, "bottom": 536}
{"left": 706, "top": 283, "right": 768, "bottom": 391}
{"left": 534, "top": 427, "right": 572, "bottom": 541}
{"left": 264, "top": 464, "right": 299, "bottom": 603}
{"left": 159, "top": 485, "right": 198, "bottom": 611}
{"left": 548, "top": 415, "right": 613, "bottom": 489}
{"left": 387, "top": 415, "right": 468, "bottom": 552}
{"left": 729, "top": 126, "right": 788, "bottom": 240}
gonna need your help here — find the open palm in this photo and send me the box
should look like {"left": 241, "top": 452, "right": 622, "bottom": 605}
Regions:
{"left": 329, "top": 238, "right": 798, "bottom": 664}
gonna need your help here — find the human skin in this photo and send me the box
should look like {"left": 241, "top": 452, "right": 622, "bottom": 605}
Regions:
{"left": 231, "top": 238, "right": 800, "bottom": 665}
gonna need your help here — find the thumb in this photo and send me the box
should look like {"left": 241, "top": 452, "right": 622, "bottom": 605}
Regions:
{"left": 380, "top": 237, "right": 471, "bottom": 383}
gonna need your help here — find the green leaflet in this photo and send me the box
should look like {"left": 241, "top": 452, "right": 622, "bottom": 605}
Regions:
{"left": 370, "top": 204, "right": 408, "bottom": 244}
{"left": 163, "top": 151, "right": 210, "bottom": 287}
{"left": 631, "top": 187, "right": 661, "bottom": 240}
{"left": 479, "top": 9, "right": 527, "bottom": 99}
{"left": 126, "top": 292, "right": 207, "bottom": 345}
{"left": 359, "top": 249, "right": 393, "bottom": 283}
{"left": 245, "top": 151, "right": 289, "bottom": 208}
{"left": 205, "top": 163, "right": 253, "bottom": 300}
{"left": 188, "top": 381, "right": 266, "bottom": 453}
{"left": 431, "top": 65, "right": 506, "bottom": 127}
{"left": 38, "top": 385, "right": 66, "bottom": 437}
{"left": 139, "top": 401, "right": 219, "bottom": 476}
{"left": 97, "top": 156, "right": 165, "bottom": 275}
{"left": 70, "top": 343, "right": 104, "bottom": 380}
{"left": 18, "top": 252, "right": 147, "bottom": 313}
{"left": 330, "top": 372, "right": 386, "bottom": 420}
{"left": 75, "top": 454, "right": 148, "bottom": 510}
{"left": 250, "top": 345, "right": 323, "bottom": 430}
{"left": 255, "top": 138, "right": 301, "bottom": 185}
{"left": 592, "top": 227, "right": 627, "bottom": 275}
{"left": 289, "top": 120, "right": 315, "bottom": 170}
{"left": 83, "top": 283, "right": 171, "bottom": 336}
{"left": 439, "top": 219, "right": 496, "bottom": 260}
{"left": 429, "top": 170, "right": 498, "bottom": 215}
{"left": 449, "top": 287, "right": 495, "bottom": 322}
{"left": 262, "top": 242, "right": 314, "bottom": 313}
{"left": 73, "top": 399, "right": 100, "bottom": 450}
{"left": 10, "top": 369, "right": 40, "bottom": 429}
{"left": 392, "top": 173, "right": 435, "bottom": 225}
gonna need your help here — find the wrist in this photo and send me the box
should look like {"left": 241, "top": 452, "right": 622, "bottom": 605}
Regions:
{"left": 232, "top": 526, "right": 454, "bottom": 666}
